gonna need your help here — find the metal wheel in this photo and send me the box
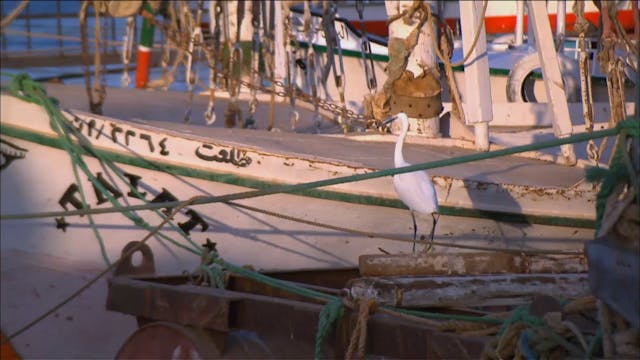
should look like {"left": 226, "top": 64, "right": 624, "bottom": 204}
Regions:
{"left": 115, "top": 322, "right": 223, "bottom": 359}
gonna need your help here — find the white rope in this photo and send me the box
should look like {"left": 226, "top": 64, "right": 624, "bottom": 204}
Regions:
{"left": 120, "top": 16, "right": 135, "bottom": 88}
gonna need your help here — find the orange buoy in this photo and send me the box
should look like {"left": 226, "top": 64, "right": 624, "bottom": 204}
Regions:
{"left": 1, "top": 331, "right": 21, "bottom": 360}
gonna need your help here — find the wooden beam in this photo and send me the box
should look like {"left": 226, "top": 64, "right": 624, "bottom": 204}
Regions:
{"left": 348, "top": 273, "right": 590, "bottom": 308}
{"left": 459, "top": 0, "right": 492, "bottom": 151}
{"left": 359, "top": 253, "right": 588, "bottom": 277}
{"left": 526, "top": 0, "right": 576, "bottom": 164}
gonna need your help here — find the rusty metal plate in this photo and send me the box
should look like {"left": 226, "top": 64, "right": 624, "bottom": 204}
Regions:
{"left": 390, "top": 70, "right": 443, "bottom": 118}
{"left": 107, "top": 277, "right": 239, "bottom": 332}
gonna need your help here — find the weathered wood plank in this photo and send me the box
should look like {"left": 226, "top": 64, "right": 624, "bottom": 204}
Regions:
{"left": 348, "top": 273, "right": 590, "bottom": 308}
{"left": 359, "top": 252, "right": 587, "bottom": 276}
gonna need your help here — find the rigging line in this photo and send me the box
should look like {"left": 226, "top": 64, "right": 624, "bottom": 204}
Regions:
{"left": 43, "top": 95, "right": 114, "bottom": 264}
{"left": 0, "top": 123, "right": 623, "bottom": 221}
{"left": 2, "top": 29, "right": 128, "bottom": 47}
{"left": 2, "top": 195, "right": 205, "bottom": 344}
{"left": 0, "top": 0, "right": 29, "bottom": 30}
{"left": 225, "top": 201, "right": 583, "bottom": 256}
{"left": 424, "top": 0, "right": 487, "bottom": 68}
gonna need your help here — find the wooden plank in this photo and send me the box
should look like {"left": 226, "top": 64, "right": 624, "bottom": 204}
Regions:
{"left": 106, "top": 277, "right": 240, "bottom": 332}
{"left": 526, "top": 0, "right": 576, "bottom": 164}
{"left": 526, "top": 0, "right": 572, "bottom": 137}
{"left": 359, "top": 252, "right": 588, "bottom": 277}
{"left": 348, "top": 273, "right": 590, "bottom": 308}
{"left": 586, "top": 238, "right": 640, "bottom": 328}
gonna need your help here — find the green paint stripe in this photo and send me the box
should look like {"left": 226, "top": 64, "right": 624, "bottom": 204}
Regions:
{"left": 297, "top": 41, "right": 610, "bottom": 83}
{"left": 1, "top": 123, "right": 595, "bottom": 228}
{"left": 139, "top": 2, "right": 155, "bottom": 48}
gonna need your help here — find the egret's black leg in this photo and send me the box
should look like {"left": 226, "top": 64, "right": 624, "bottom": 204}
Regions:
{"left": 411, "top": 211, "right": 417, "bottom": 253}
{"left": 430, "top": 213, "right": 439, "bottom": 245}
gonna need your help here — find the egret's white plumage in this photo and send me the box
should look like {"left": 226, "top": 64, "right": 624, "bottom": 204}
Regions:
{"left": 385, "top": 112, "right": 439, "bottom": 251}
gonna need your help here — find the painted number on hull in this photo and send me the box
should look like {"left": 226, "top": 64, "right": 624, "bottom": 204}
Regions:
{"left": 71, "top": 115, "right": 170, "bottom": 156}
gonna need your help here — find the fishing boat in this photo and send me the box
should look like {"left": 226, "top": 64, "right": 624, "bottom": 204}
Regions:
{"left": 1, "top": 0, "right": 637, "bottom": 358}
{"left": 288, "top": 2, "right": 637, "bottom": 119}
{"left": 0, "top": 81, "right": 608, "bottom": 358}
{"left": 336, "top": 0, "right": 639, "bottom": 37}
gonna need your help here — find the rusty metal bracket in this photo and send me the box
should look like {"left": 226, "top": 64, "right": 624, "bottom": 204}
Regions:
{"left": 114, "top": 241, "right": 156, "bottom": 277}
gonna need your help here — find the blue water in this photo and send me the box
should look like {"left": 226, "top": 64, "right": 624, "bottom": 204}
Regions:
{"left": 1, "top": 1, "right": 208, "bottom": 92}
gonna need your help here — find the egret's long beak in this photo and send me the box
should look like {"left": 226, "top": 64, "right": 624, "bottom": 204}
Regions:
{"left": 382, "top": 115, "right": 398, "bottom": 126}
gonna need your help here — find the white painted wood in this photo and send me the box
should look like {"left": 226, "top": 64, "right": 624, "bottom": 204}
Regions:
{"left": 556, "top": 0, "right": 566, "bottom": 51}
{"left": 273, "top": 1, "right": 287, "bottom": 81}
{"left": 441, "top": 101, "right": 636, "bottom": 127}
{"left": 527, "top": 0, "right": 576, "bottom": 164}
{"left": 515, "top": 0, "right": 525, "bottom": 46}
{"left": 459, "top": 0, "right": 493, "bottom": 151}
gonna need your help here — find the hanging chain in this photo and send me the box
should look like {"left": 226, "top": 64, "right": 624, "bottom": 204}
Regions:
{"left": 322, "top": 1, "right": 349, "bottom": 132}
{"left": 579, "top": 33, "right": 599, "bottom": 163}
{"left": 245, "top": 0, "right": 262, "bottom": 129}
{"left": 303, "top": 1, "right": 322, "bottom": 131}
{"left": 79, "top": 1, "right": 106, "bottom": 115}
{"left": 205, "top": 1, "right": 223, "bottom": 124}
{"left": 355, "top": 0, "right": 377, "bottom": 93}
{"left": 121, "top": 16, "right": 135, "bottom": 88}
{"left": 224, "top": 0, "right": 245, "bottom": 128}
{"left": 282, "top": 2, "right": 299, "bottom": 130}
{"left": 138, "top": 1, "right": 373, "bottom": 126}
{"left": 183, "top": 1, "right": 202, "bottom": 123}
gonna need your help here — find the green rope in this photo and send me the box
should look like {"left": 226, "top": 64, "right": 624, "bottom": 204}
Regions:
{"left": 585, "top": 120, "right": 640, "bottom": 231}
{"left": 212, "top": 257, "right": 335, "bottom": 302}
{"left": 586, "top": 327, "right": 602, "bottom": 359}
{"left": 533, "top": 325, "right": 585, "bottom": 357}
{"left": 386, "top": 306, "right": 505, "bottom": 325}
{"left": 498, "top": 305, "right": 545, "bottom": 336}
{"left": 315, "top": 298, "right": 344, "bottom": 360}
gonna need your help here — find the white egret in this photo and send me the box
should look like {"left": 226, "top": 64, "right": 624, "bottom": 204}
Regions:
{"left": 384, "top": 112, "right": 439, "bottom": 252}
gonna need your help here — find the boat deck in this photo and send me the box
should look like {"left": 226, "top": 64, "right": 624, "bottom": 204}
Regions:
{"left": 42, "top": 83, "right": 598, "bottom": 190}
